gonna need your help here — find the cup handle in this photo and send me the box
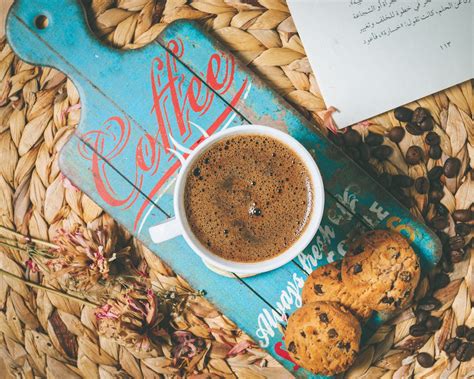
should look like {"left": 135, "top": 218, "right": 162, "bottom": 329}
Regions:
{"left": 149, "top": 217, "right": 182, "bottom": 243}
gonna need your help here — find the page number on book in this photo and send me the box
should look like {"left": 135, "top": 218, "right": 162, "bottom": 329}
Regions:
{"left": 440, "top": 41, "right": 452, "bottom": 51}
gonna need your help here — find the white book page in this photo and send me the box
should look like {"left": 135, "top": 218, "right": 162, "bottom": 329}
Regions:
{"left": 287, "top": 0, "right": 473, "bottom": 129}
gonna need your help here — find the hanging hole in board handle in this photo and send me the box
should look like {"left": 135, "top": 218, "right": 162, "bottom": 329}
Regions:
{"left": 34, "top": 15, "right": 49, "bottom": 30}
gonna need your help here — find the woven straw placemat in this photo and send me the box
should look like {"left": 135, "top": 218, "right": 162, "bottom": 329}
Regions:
{"left": 0, "top": 1, "right": 472, "bottom": 378}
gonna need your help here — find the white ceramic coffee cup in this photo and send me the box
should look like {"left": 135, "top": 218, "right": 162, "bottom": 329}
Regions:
{"left": 149, "top": 125, "right": 325, "bottom": 275}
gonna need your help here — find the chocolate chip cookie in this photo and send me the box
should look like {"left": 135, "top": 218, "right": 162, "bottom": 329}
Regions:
{"left": 302, "top": 261, "right": 373, "bottom": 321}
{"left": 341, "top": 229, "right": 420, "bottom": 312}
{"left": 285, "top": 301, "right": 362, "bottom": 376}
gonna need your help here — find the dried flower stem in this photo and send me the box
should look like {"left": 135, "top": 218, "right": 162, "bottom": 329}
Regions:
{"left": 0, "top": 268, "right": 98, "bottom": 307}
{"left": 0, "top": 226, "right": 58, "bottom": 249}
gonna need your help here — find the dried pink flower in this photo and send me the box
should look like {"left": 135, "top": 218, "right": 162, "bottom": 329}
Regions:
{"left": 171, "top": 330, "right": 206, "bottom": 365}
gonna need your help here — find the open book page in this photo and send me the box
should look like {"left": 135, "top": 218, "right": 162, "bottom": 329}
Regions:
{"left": 288, "top": 0, "right": 473, "bottom": 129}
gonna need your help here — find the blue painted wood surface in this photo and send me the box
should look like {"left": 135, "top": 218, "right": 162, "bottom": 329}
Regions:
{"left": 7, "top": 1, "right": 442, "bottom": 377}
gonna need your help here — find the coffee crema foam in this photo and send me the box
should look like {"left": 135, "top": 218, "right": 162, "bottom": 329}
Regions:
{"left": 184, "top": 134, "right": 313, "bottom": 263}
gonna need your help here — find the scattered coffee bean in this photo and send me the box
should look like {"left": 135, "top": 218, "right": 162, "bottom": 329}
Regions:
{"left": 456, "top": 342, "right": 474, "bottom": 362}
{"left": 449, "top": 249, "right": 466, "bottom": 263}
{"left": 406, "top": 146, "right": 424, "bottom": 165}
{"left": 417, "top": 352, "right": 435, "bottom": 368}
{"left": 388, "top": 126, "right": 405, "bottom": 143}
{"left": 343, "top": 130, "right": 362, "bottom": 146}
{"left": 428, "top": 190, "right": 444, "bottom": 203}
{"left": 425, "top": 131, "right": 440, "bottom": 146}
{"left": 455, "top": 222, "right": 471, "bottom": 236}
{"left": 379, "top": 172, "right": 392, "bottom": 188}
{"left": 466, "top": 328, "right": 474, "bottom": 342}
{"left": 392, "top": 175, "right": 414, "bottom": 188}
{"left": 428, "top": 166, "right": 443, "bottom": 181}
{"left": 406, "top": 122, "right": 424, "bottom": 136}
{"left": 429, "top": 145, "right": 442, "bottom": 159}
{"left": 444, "top": 157, "right": 461, "bottom": 178}
{"left": 415, "top": 309, "right": 429, "bottom": 324}
{"left": 409, "top": 324, "right": 427, "bottom": 337}
{"left": 444, "top": 338, "right": 461, "bottom": 354}
{"left": 414, "top": 177, "right": 430, "bottom": 194}
{"left": 448, "top": 235, "right": 464, "bottom": 251}
{"left": 372, "top": 145, "right": 393, "bottom": 160}
{"left": 328, "top": 328, "right": 338, "bottom": 338}
{"left": 358, "top": 143, "right": 371, "bottom": 161}
{"left": 431, "top": 215, "right": 448, "bottom": 230}
{"left": 456, "top": 325, "right": 469, "bottom": 338}
{"left": 430, "top": 179, "right": 443, "bottom": 192}
{"left": 365, "top": 132, "right": 383, "bottom": 146}
{"left": 453, "top": 209, "right": 472, "bottom": 222}
{"left": 418, "top": 297, "right": 441, "bottom": 311}
{"left": 419, "top": 117, "right": 434, "bottom": 131}
{"left": 425, "top": 316, "right": 441, "bottom": 331}
{"left": 412, "top": 107, "right": 430, "bottom": 124}
{"left": 394, "top": 106, "right": 413, "bottom": 122}
{"left": 432, "top": 272, "right": 450, "bottom": 290}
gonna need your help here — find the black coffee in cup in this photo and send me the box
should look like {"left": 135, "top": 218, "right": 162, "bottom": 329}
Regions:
{"left": 184, "top": 134, "right": 313, "bottom": 262}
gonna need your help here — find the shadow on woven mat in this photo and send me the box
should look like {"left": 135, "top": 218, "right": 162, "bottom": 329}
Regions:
{"left": 0, "top": 0, "right": 472, "bottom": 378}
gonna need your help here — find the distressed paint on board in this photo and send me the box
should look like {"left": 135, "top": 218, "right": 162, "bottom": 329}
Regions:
{"left": 6, "top": 1, "right": 441, "bottom": 377}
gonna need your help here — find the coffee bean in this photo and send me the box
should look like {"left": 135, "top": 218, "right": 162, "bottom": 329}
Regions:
{"left": 431, "top": 215, "right": 448, "bottom": 230}
{"left": 429, "top": 145, "right": 442, "bottom": 159}
{"left": 417, "top": 352, "right": 435, "bottom": 368}
{"left": 415, "top": 309, "right": 429, "bottom": 324}
{"left": 406, "top": 122, "right": 424, "bottom": 136}
{"left": 414, "top": 177, "right": 430, "bottom": 194}
{"left": 428, "top": 166, "right": 443, "bottom": 181}
{"left": 428, "top": 190, "right": 444, "bottom": 203}
{"left": 433, "top": 272, "right": 450, "bottom": 290}
{"left": 418, "top": 297, "right": 441, "bottom": 311}
{"left": 419, "top": 117, "right": 434, "bottom": 131}
{"left": 379, "top": 172, "right": 392, "bottom": 188}
{"left": 455, "top": 222, "right": 471, "bottom": 236}
{"left": 448, "top": 235, "right": 464, "bottom": 251}
{"left": 394, "top": 106, "right": 413, "bottom": 122}
{"left": 409, "top": 324, "right": 427, "bottom": 336}
{"left": 456, "top": 342, "right": 474, "bottom": 362}
{"left": 444, "top": 158, "right": 461, "bottom": 178}
{"left": 425, "top": 316, "right": 441, "bottom": 331}
{"left": 456, "top": 325, "right": 469, "bottom": 338}
{"left": 343, "top": 130, "right": 362, "bottom": 146}
{"left": 406, "top": 146, "right": 424, "bottom": 165}
{"left": 392, "top": 175, "right": 414, "bottom": 188}
{"left": 453, "top": 209, "right": 472, "bottom": 223}
{"left": 388, "top": 126, "right": 405, "bottom": 143}
{"left": 425, "top": 131, "right": 440, "bottom": 146}
{"left": 412, "top": 107, "right": 430, "bottom": 124}
{"left": 449, "top": 249, "right": 466, "bottom": 263}
{"left": 466, "top": 328, "right": 474, "bottom": 342}
{"left": 372, "top": 145, "right": 393, "bottom": 160}
{"left": 444, "top": 338, "right": 461, "bottom": 354}
{"left": 430, "top": 179, "right": 443, "bottom": 192}
{"left": 365, "top": 132, "right": 384, "bottom": 146}
{"left": 358, "top": 143, "right": 371, "bottom": 161}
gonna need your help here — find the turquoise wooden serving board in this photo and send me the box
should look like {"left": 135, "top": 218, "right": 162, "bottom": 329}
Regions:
{"left": 7, "top": 1, "right": 442, "bottom": 377}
